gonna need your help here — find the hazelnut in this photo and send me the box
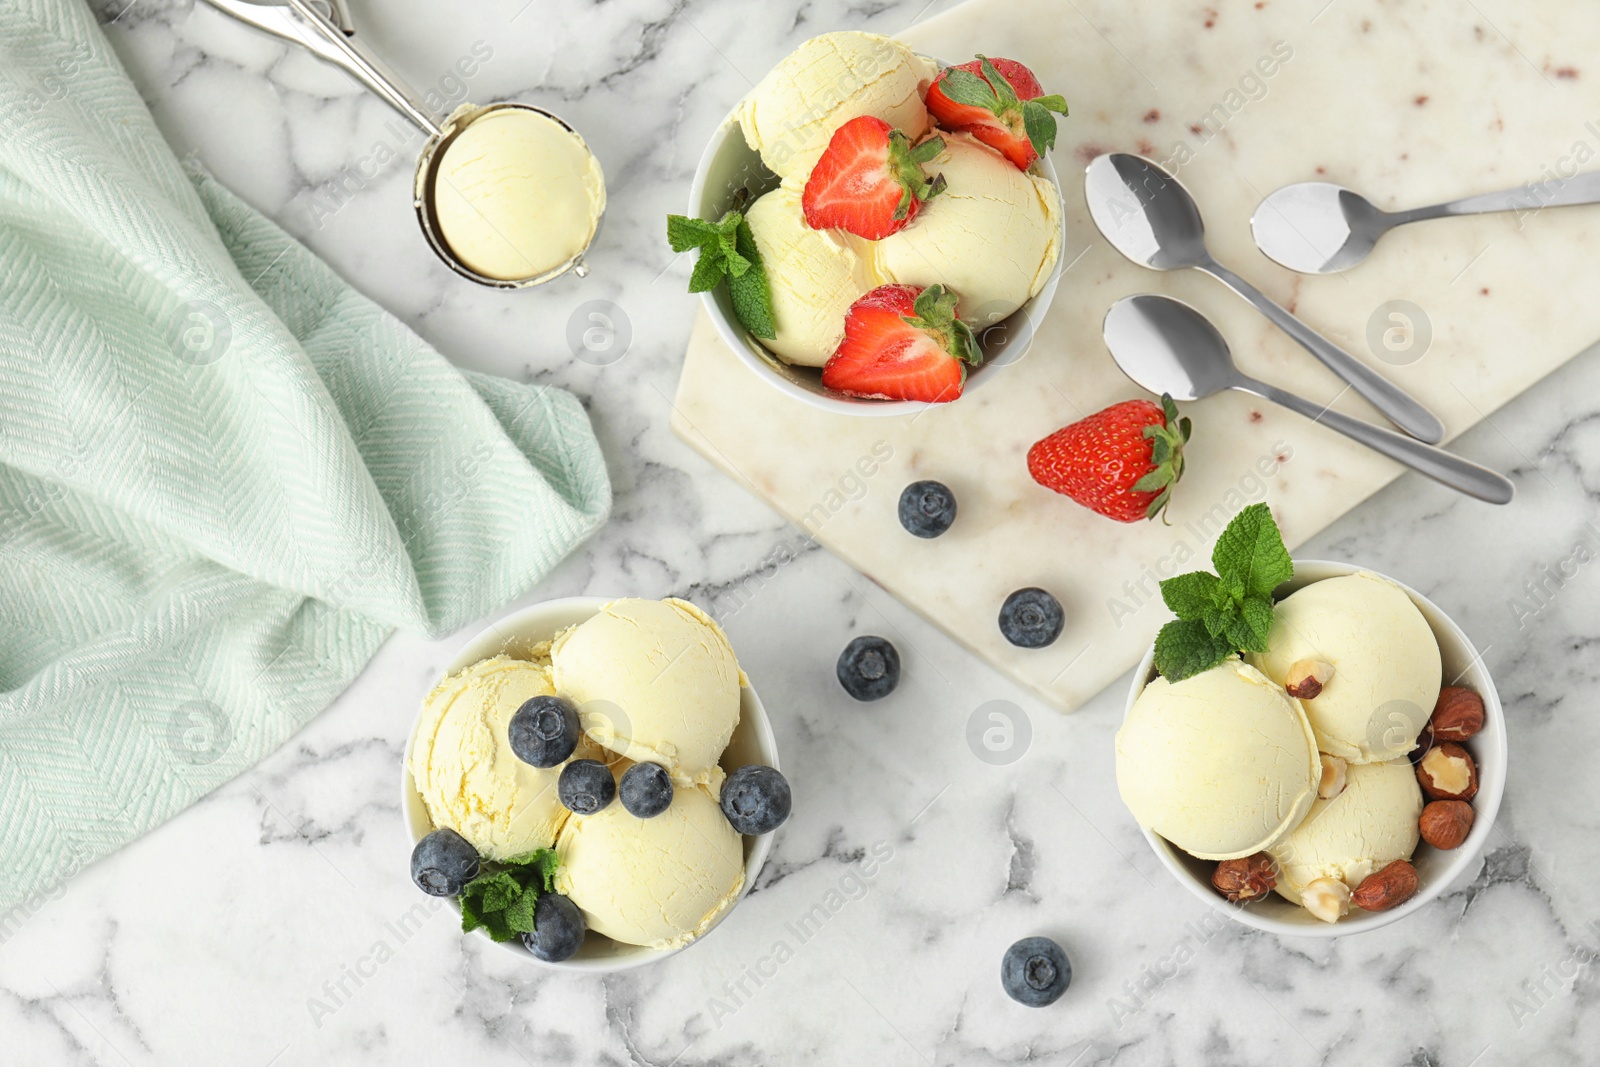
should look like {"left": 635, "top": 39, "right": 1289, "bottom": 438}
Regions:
{"left": 1410, "top": 723, "right": 1435, "bottom": 764}
{"left": 1212, "top": 852, "right": 1277, "bottom": 902}
{"left": 1418, "top": 799, "right": 1474, "bottom": 850}
{"left": 1302, "top": 877, "right": 1352, "bottom": 923}
{"left": 1429, "top": 687, "right": 1485, "bottom": 742}
{"left": 1285, "top": 658, "right": 1334, "bottom": 700}
{"left": 1351, "top": 860, "right": 1420, "bottom": 912}
{"left": 1317, "top": 754, "right": 1348, "bottom": 800}
{"left": 1417, "top": 741, "right": 1478, "bottom": 801}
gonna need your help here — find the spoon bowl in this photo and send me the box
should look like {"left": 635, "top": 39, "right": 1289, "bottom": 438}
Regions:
{"left": 1101, "top": 294, "right": 1235, "bottom": 400}
{"left": 1084, "top": 154, "right": 1209, "bottom": 270}
{"left": 1251, "top": 182, "right": 1388, "bottom": 274}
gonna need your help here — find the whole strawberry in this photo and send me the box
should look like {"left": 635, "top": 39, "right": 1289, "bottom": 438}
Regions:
{"left": 1027, "top": 395, "right": 1191, "bottom": 522}
{"left": 926, "top": 56, "right": 1068, "bottom": 170}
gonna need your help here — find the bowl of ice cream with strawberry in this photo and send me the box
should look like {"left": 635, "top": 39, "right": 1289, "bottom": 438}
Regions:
{"left": 672, "top": 31, "right": 1069, "bottom": 414}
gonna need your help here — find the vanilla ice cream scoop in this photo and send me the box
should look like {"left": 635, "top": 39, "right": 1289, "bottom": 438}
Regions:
{"left": 555, "top": 779, "right": 745, "bottom": 949}
{"left": 744, "top": 187, "right": 875, "bottom": 366}
{"left": 1268, "top": 757, "right": 1422, "bottom": 903}
{"left": 1248, "top": 573, "right": 1441, "bottom": 764}
{"left": 428, "top": 104, "right": 606, "bottom": 283}
{"left": 1116, "top": 661, "right": 1320, "bottom": 860}
{"left": 871, "top": 132, "right": 1060, "bottom": 327}
{"left": 736, "top": 31, "right": 938, "bottom": 184}
{"left": 409, "top": 654, "right": 597, "bottom": 861}
{"left": 551, "top": 598, "right": 743, "bottom": 787}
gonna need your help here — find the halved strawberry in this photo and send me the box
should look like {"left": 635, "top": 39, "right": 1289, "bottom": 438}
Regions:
{"left": 821, "top": 284, "right": 979, "bottom": 403}
{"left": 926, "top": 56, "right": 1068, "bottom": 170}
{"left": 802, "top": 116, "right": 947, "bottom": 240}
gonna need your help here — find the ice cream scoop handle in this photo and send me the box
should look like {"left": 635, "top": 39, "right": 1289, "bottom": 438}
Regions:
{"left": 1239, "top": 378, "right": 1514, "bottom": 504}
{"left": 281, "top": 0, "right": 441, "bottom": 136}
{"left": 1201, "top": 259, "right": 1446, "bottom": 445}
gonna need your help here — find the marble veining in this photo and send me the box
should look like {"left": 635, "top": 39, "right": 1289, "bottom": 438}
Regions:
{"left": 2, "top": 1, "right": 1599, "bottom": 1065}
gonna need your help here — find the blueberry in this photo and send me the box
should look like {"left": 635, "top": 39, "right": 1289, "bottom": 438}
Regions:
{"left": 410, "top": 828, "right": 480, "bottom": 897}
{"left": 558, "top": 759, "right": 616, "bottom": 815}
{"left": 720, "top": 764, "right": 791, "bottom": 835}
{"left": 898, "top": 480, "right": 957, "bottom": 538}
{"left": 998, "top": 588, "right": 1064, "bottom": 648}
{"left": 619, "top": 761, "right": 674, "bottom": 818}
{"left": 522, "top": 892, "right": 586, "bottom": 963}
{"left": 507, "top": 695, "right": 582, "bottom": 768}
{"left": 1001, "top": 936, "right": 1071, "bottom": 1007}
{"left": 837, "top": 636, "right": 900, "bottom": 701}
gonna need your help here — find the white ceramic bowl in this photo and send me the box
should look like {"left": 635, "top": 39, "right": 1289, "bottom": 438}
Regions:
{"left": 401, "top": 596, "right": 779, "bottom": 970}
{"left": 687, "top": 109, "right": 1067, "bottom": 417}
{"left": 1123, "top": 560, "right": 1506, "bottom": 937}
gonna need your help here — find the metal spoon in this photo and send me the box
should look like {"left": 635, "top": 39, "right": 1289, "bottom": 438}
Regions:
{"left": 1253, "top": 173, "right": 1600, "bottom": 274}
{"left": 1103, "top": 295, "right": 1513, "bottom": 505}
{"left": 200, "top": 0, "right": 601, "bottom": 287}
{"left": 1084, "top": 153, "right": 1445, "bottom": 445}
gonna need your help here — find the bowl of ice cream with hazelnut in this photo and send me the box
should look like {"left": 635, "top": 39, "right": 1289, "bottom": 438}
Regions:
{"left": 1114, "top": 506, "right": 1506, "bottom": 936}
{"left": 401, "top": 596, "right": 785, "bottom": 970}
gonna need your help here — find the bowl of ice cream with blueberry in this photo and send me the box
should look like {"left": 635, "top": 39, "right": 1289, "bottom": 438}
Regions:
{"left": 401, "top": 596, "right": 787, "bottom": 970}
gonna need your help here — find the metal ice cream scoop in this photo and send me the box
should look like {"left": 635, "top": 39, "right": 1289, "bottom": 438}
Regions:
{"left": 200, "top": 0, "right": 601, "bottom": 287}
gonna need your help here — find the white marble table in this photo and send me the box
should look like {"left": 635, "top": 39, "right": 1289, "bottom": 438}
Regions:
{"left": 4, "top": 1, "right": 1600, "bottom": 1064}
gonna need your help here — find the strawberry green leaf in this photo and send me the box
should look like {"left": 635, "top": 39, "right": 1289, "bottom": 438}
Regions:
{"left": 1211, "top": 502, "right": 1293, "bottom": 601}
{"left": 1021, "top": 99, "right": 1059, "bottom": 157}
{"left": 939, "top": 67, "right": 1001, "bottom": 111}
{"left": 910, "top": 135, "right": 946, "bottom": 164}
{"left": 1133, "top": 393, "right": 1190, "bottom": 523}
{"left": 1159, "top": 571, "right": 1219, "bottom": 619}
{"left": 1031, "top": 93, "right": 1069, "bottom": 115}
{"left": 978, "top": 56, "right": 1020, "bottom": 108}
{"left": 1153, "top": 618, "right": 1236, "bottom": 682}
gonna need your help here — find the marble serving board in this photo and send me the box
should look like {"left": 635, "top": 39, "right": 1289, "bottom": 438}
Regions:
{"left": 672, "top": 0, "right": 1600, "bottom": 712}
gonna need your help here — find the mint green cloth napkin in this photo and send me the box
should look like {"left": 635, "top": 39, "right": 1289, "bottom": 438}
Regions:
{"left": 0, "top": 0, "right": 611, "bottom": 911}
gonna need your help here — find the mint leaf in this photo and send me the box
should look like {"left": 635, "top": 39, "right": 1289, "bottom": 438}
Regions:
{"left": 728, "top": 218, "right": 776, "bottom": 339}
{"left": 1152, "top": 619, "right": 1235, "bottom": 682}
{"left": 1237, "top": 596, "right": 1276, "bottom": 653}
{"left": 1151, "top": 504, "right": 1290, "bottom": 681}
{"left": 687, "top": 246, "right": 725, "bottom": 293}
{"left": 666, "top": 214, "right": 717, "bottom": 253}
{"left": 457, "top": 851, "right": 562, "bottom": 944}
{"left": 502, "top": 885, "right": 539, "bottom": 934}
{"left": 1159, "top": 571, "right": 1218, "bottom": 619}
{"left": 1211, "top": 502, "right": 1293, "bottom": 600}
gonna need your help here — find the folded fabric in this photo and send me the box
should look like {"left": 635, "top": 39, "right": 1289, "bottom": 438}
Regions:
{"left": 0, "top": 0, "right": 611, "bottom": 912}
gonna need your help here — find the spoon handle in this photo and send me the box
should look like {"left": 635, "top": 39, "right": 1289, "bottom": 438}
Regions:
{"left": 1241, "top": 379, "right": 1513, "bottom": 504}
{"left": 1397, "top": 171, "right": 1600, "bottom": 223}
{"left": 1200, "top": 259, "right": 1446, "bottom": 444}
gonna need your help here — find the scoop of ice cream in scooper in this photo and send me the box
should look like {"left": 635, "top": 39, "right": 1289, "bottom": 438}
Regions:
{"left": 202, "top": 0, "right": 605, "bottom": 287}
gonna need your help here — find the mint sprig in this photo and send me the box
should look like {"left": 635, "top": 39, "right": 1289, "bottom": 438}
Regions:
{"left": 666, "top": 196, "right": 777, "bottom": 339}
{"left": 1152, "top": 503, "right": 1292, "bottom": 682}
{"left": 458, "top": 848, "right": 560, "bottom": 943}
